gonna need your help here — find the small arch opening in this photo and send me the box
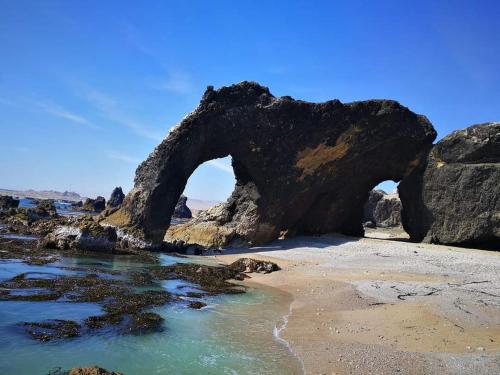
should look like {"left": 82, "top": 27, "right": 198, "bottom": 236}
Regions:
{"left": 363, "top": 180, "right": 408, "bottom": 240}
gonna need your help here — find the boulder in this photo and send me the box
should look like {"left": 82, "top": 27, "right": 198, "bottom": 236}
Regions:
{"left": 0, "top": 195, "right": 19, "bottom": 210}
{"left": 107, "top": 187, "right": 125, "bottom": 208}
{"left": 36, "top": 199, "right": 58, "bottom": 218}
{"left": 40, "top": 218, "right": 117, "bottom": 252}
{"left": 228, "top": 258, "right": 280, "bottom": 273}
{"left": 72, "top": 201, "right": 83, "bottom": 208}
{"left": 173, "top": 195, "right": 192, "bottom": 218}
{"left": 399, "top": 122, "right": 500, "bottom": 248}
{"left": 106, "top": 82, "right": 436, "bottom": 247}
{"left": 363, "top": 190, "right": 385, "bottom": 223}
{"left": 83, "top": 196, "right": 106, "bottom": 212}
{"left": 363, "top": 190, "right": 402, "bottom": 228}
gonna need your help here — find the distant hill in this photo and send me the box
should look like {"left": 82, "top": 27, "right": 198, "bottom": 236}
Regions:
{"left": 185, "top": 197, "right": 221, "bottom": 214}
{"left": 0, "top": 188, "right": 86, "bottom": 202}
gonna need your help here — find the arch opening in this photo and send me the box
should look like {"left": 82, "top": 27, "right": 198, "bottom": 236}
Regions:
{"left": 180, "top": 156, "right": 236, "bottom": 218}
{"left": 362, "top": 179, "right": 409, "bottom": 241}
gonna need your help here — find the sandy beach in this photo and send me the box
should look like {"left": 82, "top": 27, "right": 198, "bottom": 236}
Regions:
{"left": 212, "top": 234, "right": 500, "bottom": 375}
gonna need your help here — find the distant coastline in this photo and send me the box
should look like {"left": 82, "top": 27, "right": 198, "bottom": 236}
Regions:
{"left": 0, "top": 188, "right": 85, "bottom": 202}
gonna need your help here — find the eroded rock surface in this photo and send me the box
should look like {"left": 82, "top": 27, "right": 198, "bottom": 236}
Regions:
{"left": 40, "top": 218, "right": 117, "bottom": 253}
{"left": 363, "top": 190, "right": 402, "bottom": 228}
{"left": 107, "top": 187, "right": 125, "bottom": 208}
{"left": 399, "top": 122, "right": 500, "bottom": 248}
{"left": 107, "top": 82, "right": 435, "bottom": 247}
{"left": 83, "top": 196, "right": 106, "bottom": 213}
{"left": 173, "top": 195, "right": 192, "bottom": 218}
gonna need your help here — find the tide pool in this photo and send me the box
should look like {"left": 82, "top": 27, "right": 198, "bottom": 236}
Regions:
{"left": 0, "top": 253, "right": 302, "bottom": 374}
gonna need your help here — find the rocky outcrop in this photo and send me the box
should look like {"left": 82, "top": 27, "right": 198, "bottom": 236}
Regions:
{"left": 363, "top": 190, "right": 402, "bottom": 228}
{"left": 107, "top": 82, "right": 436, "bottom": 247}
{"left": 399, "top": 122, "right": 500, "bottom": 248}
{"left": 40, "top": 218, "right": 117, "bottom": 252}
{"left": 36, "top": 200, "right": 58, "bottom": 218}
{"left": 107, "top": 187, "right": 125, "bottom": 208}
{"left": 83, "top": 196, "right": 106, "bottom": 212}
{"left": 173, "top": 195, "right": 192, "bottom": 218}
{"left": 0, "top": 195, "right": 19, "bottom": 210}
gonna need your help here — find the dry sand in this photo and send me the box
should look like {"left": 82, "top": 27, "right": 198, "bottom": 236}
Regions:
{"left": 209, "top": 234, "right": 500, "bottom": 374}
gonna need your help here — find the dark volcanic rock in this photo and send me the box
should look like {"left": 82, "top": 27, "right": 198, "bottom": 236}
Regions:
{"left": 399, "top": 122, "right": 500, "bottom": 248}
{"left": 188, "top": 301, "right": 207, "bottom": 309}
{"left": 72, "top": 201, "right": 83, "bottom": 208}
{"left": 228, "top": 258, "right": 280, "bottom": 273}
{"left": 0, "top": 195, "right": 19, "bottom": 210}
{"left": 107, "top": 187, "right": 125, "bottom": 208}
{"left": 106, "top": 82, "right": 436, "bottom": 246}
{"left": 173, "top": 195, "right": 192, "bottom": 218}
{"left": 363, "top": 190, "right": 402, "bottom": 228}
{"left": 83, "top": 196, "right": 106, "bottom": 212}
{"left": 36, "top": 199, "right": 58, "bottom": 217}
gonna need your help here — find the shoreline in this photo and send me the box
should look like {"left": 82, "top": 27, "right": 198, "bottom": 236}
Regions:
{"left": 212, "top": 234, "right": 500, "bottom": 375}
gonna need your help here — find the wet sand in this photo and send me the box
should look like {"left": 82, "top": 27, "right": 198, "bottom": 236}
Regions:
{"left": 212, "top": 234, "right": 500, "bottom": 374}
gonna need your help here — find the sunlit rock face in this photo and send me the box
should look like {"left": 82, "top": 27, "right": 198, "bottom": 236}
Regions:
{"left": 399, "top": 122, "right": 500, "bottom": 249}
{"left": 108, "top": 82, "right": 436, "bottom": 247}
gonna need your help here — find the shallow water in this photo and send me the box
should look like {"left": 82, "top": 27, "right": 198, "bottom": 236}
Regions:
{"left": 18, "top": 197, "right": 84, "bottom": 217}
{"left": 0, "top": 252, "right": 302, "bottom": 374}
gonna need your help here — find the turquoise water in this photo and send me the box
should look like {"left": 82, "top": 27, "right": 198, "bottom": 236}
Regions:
{"left": 0, "top": 253, "right": 302, "bottom": 374}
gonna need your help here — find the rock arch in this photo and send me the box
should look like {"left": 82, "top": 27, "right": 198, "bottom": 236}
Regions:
{"left": 107, "top": 82, "right": 436, "bottom": 246}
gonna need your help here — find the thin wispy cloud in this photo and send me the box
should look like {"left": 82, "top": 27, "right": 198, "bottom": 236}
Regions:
{"left": 33, "top": 100, "right": 97, "bottom": 128}
{"left": 207, "top": 159, "right": 234, "bottom": 174}
{"left": 107, "top": 151, "right": 141, "bottom": 164}
{"left": 0, "top": 95, "right": 98, "bottom": 129}
{"left": 155, "top": 70, "right": 193, "bottom": 94}
{"left": 82, "top": 86, "right": 165, "bottom": 141}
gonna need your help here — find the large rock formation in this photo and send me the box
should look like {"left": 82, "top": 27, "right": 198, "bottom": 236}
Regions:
{"left": 83, "top": 196, "right": 106, "bottom": 213}
{"left": 173, "top": 195, "right": 192, "bottom": 218}
{"left": 107, "top": 82, "right": 436, "bottom": 246}
{"left": 107, "top": 187, "right": 125, "bottom": 208}
{"left": 363, "top": 190, "right": 402, "bottom": 228}
{"left": 399, "top": 122, "right": 500, "bottom": 249}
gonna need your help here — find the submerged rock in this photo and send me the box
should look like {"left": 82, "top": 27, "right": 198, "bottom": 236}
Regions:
{"left": 107, "top": 82, "right": 436, "bottom": 247}
{"left": 0, "top": 195, "right": 19, "bottom": 210}
{"left": 22, "top": 319, "right": 80, "bottom": 341}
{"left": 399, "top": 122, "right": 500, "bottom": 248}
{"left": 107, "top": 187, "right": 125, "bottom": 208}
{"left": 83, "top": 196, "right": 106, "bottom": 213}
{"left": 68, "top": 366, "right": 123, "bottom": 375}
{"left": 188, "top": 301, "right": 207, "bottom": 309}
{"left": 173, "top": 195, "right": 192, "bottom": 219}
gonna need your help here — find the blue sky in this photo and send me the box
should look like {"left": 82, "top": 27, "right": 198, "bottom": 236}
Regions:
{"left": 1, "top": 1, "right": 498, "bottom": 200}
